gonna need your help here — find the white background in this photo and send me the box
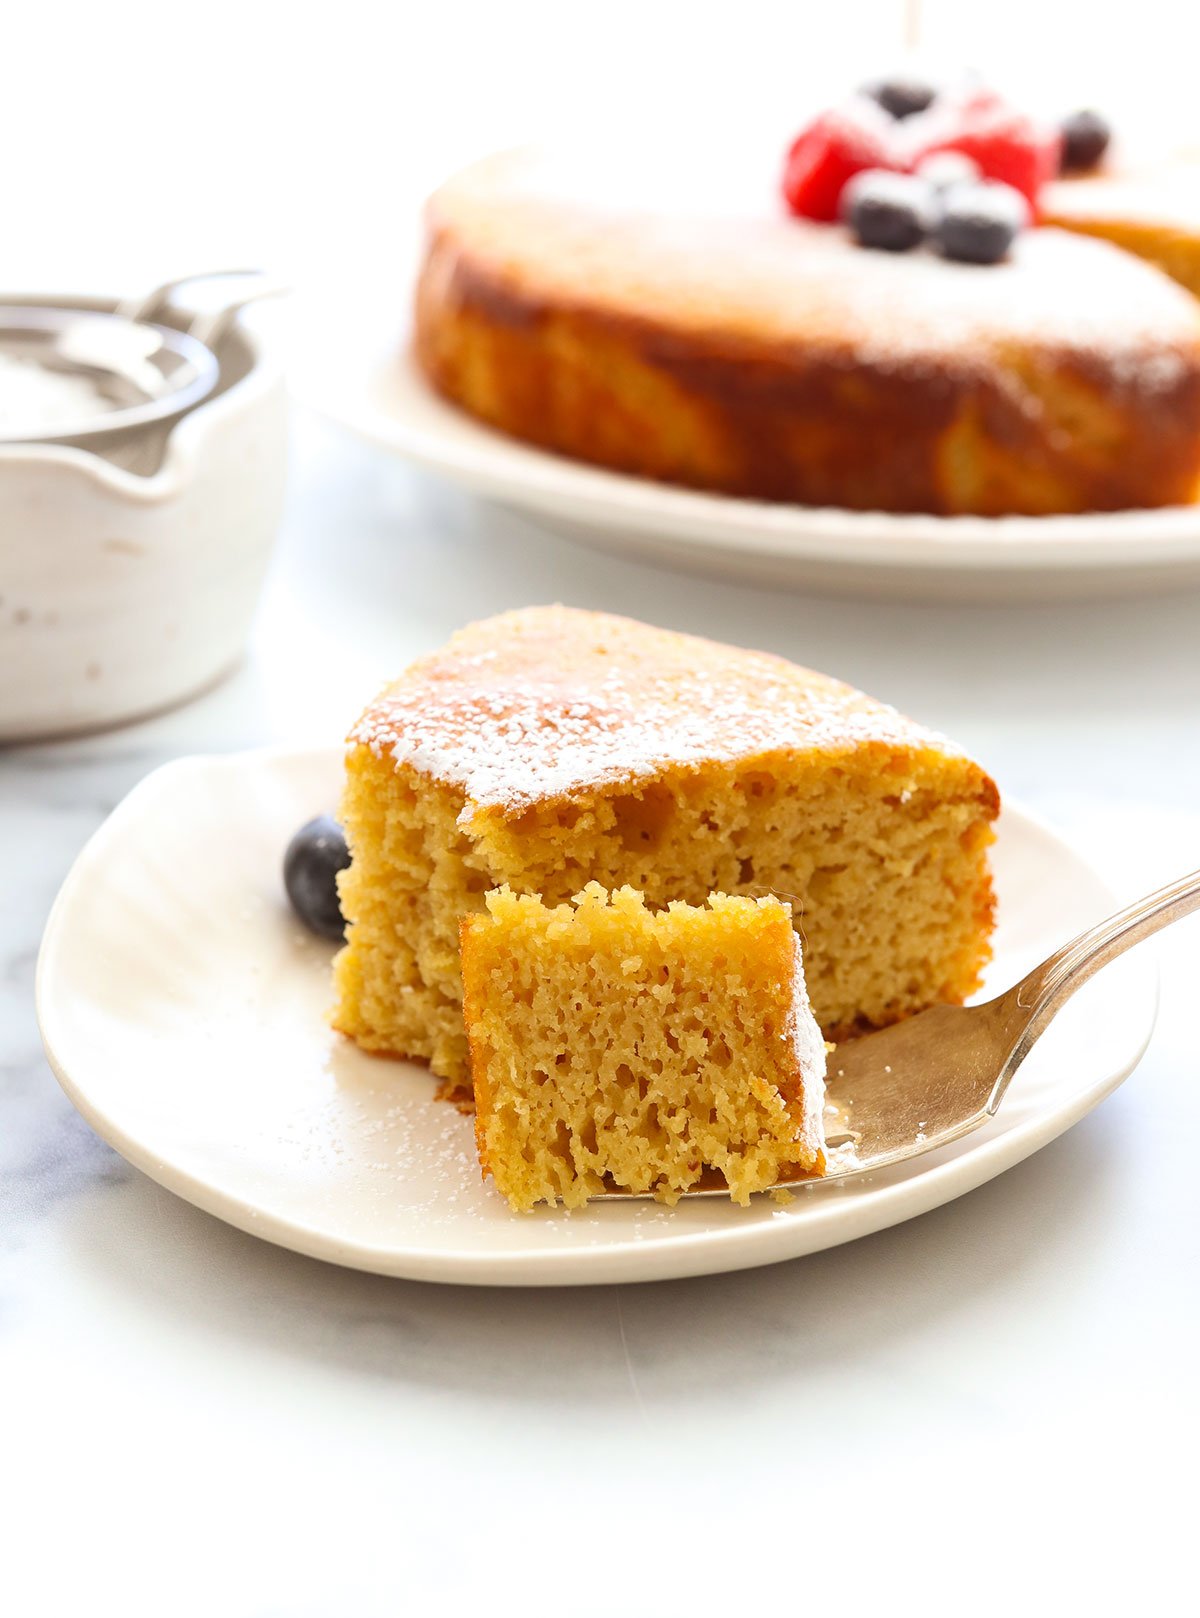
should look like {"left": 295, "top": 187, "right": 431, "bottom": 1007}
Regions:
{"left": 4, "top": 3, "right": 1200, "bottom": 1615}
{"left": 6, "top": 0, "right": 1199, "bottom": 291}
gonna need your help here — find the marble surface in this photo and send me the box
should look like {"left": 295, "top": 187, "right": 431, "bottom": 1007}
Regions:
{"left": 4, "top": 411, "right": 1200, "bottom": 1615}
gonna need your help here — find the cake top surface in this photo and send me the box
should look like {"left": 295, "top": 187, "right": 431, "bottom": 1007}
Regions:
{"left": 1045, "top": 156, "right": 1200, "bottom": 234}
{"left": 475, "top": 880, "right": 795, "bottom": 937}
{"left": 426, "top": 146, "right": 1200, "bottom": 386}
{"left": 348, "top": 606, "right": 979, "bottom": 827}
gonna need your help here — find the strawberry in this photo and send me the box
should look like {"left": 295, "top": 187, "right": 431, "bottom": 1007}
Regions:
{"left": 782, "top": 102, "right": 898, "bottom": 222}
{"left": 908, "top": 100, "right": 1061, "bottom": 215}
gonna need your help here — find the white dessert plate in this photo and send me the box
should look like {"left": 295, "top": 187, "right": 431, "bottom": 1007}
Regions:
{"left": 296, "top": 315, "right": 1200, "bottom": 605}
{"left": 37, "top": 745, "right": 1156, "bottom": 1287}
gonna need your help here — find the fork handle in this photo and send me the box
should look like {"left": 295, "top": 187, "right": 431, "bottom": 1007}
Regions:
{"left": 987, "top": 866, "right": 1200, "bottom": 1110}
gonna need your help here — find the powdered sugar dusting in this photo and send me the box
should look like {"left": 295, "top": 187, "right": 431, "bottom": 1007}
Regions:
{"left": 348, "top": 606, "right": 961, "bottom": 827}
{"left": 434, "top": 146, "right": 1200, "bottom": 391}
{"left": 788, "top": 931, "right": 828, "bottom": 1160}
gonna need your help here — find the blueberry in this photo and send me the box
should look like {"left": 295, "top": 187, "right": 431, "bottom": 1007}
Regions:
{"left": 284, "top": 814, "right": 350, "bottom": 941}
{"left": 1060, "top": 109, "right": 1111, "bottom": 173}
{"left": 860, "top": 75, "right": 937, "bottom": 120}
{"left": 915, "top": 151, "right": 982, "bottom": 191}
{"left": 934, "top": 180, "right": 1028, "bottom": 265}
{"left": 842, "top": 170, "right": 935, "bottom": 252}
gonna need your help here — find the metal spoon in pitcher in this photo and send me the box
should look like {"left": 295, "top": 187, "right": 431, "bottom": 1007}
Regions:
{"left": 0, "top": 268, "right": 286, "bottom": 453}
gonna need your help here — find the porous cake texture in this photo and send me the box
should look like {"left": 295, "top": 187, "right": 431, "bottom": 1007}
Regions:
{"left": 333, "top": 607, "right": 999, "bottom": 1093}
{"left": 461, "top": 884, "right": 827, "bottom": 1210}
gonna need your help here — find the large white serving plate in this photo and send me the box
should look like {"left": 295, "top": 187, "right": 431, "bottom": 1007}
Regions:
{"left": 297, "top": 320, "right": 1200, "bottom": 604}
{"left": 37, "top": 746, "right": 1156, "bottom": 1287}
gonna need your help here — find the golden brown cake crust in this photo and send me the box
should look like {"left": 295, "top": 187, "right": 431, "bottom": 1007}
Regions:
{"left": 349, "top": 605, "right": 999, "bottom": 830}
{"left": 414, "top": 148, "right": 1200, "bottom": 516}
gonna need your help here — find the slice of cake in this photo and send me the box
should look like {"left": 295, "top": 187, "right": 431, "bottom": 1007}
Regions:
{"left": 334, "top": 606, "right": 999, "bottom": 1092}
{"left": 460, "top": 884, "right": 827, "bottom": 1209}
{"left": 1044, "top": 158, "right": 1200, "bottom": 298}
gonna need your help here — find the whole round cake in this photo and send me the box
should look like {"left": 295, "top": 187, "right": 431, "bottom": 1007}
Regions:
{"left": 414, "top": 145, "right": 1200, "bottom": 516}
